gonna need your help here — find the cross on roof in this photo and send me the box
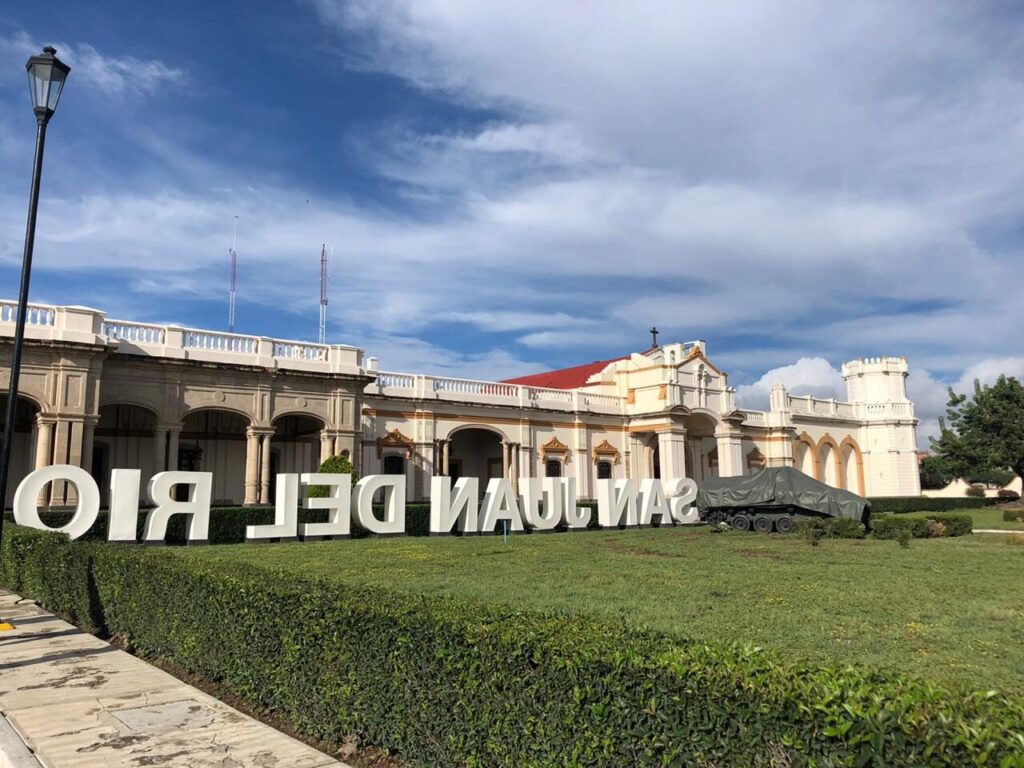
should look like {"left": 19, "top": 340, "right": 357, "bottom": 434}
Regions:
{"left": 649, "top": 326, "right": 659, "bottom": 347}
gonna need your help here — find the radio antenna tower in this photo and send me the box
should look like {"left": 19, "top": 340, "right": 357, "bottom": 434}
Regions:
{"left": 318, "top": 243, "right": 328, "bottom": 344}
{"left": 228, "top": 215, "right": 238, "bottom": 333}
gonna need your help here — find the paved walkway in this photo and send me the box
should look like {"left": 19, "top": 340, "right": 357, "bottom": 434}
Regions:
{"left": 0, "top": 590, "right": 348, "bottom": 768}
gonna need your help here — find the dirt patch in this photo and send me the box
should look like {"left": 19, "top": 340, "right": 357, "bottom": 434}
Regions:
{"left": 735, "top": 548, "right": 788, "bottom": 561}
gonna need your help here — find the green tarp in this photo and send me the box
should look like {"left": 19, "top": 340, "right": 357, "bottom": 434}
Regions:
{"left": 696, "top": 467, "right": 870, "bottom": 521}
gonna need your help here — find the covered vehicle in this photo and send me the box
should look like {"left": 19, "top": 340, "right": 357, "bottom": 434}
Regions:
{"left": 696, "top": 466, "right": 870, "bottom": 533}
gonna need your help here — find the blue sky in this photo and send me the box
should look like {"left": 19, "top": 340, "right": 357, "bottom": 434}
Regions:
{"left": 2, "top": 1, "right": 1024, "bottom": 445}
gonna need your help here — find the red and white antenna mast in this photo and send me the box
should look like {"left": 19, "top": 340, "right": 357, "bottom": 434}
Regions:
{"left": 318, "top": 243, "right": 328, "bottom": 344}
{"left": 228, "top": 215, "right": 238, "bottom": 333}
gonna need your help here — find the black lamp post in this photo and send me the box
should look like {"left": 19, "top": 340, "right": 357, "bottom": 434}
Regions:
{"left": 0, "top": 47, "right": 70, "bottom": 545}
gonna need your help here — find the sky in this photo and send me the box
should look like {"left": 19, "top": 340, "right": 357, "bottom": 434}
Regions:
{"left": 2, "top": 1, "right": 1024, "bottom": 448}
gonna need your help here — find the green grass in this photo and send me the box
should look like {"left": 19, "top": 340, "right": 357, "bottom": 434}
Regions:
{"left": 902, "top": 505, "right": 1024, "bottom": 530}
{"left": 171, "top": 526, "right": 1024, "bottom": 692}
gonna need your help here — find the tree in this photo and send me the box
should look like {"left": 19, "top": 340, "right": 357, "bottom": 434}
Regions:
{"left": 307, "top": 454, "right": 358, "bottom": 498}
{"left": 918, "top": 454, "right": 954, "bottom": 489}
{"left": 929, "top": 374, "right": 1024, "bottom": 491}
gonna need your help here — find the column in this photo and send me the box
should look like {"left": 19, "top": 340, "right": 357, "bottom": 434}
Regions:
{"left": 48, "top": 420, "right": 70, "bottom": 506}
{"left": 259, "top": 432, "right": 272, "bottom": 504}
{"left": 657, "top": 429, "right": 687, "bottom": 479}
{"left": 715, "top": 427, "right": 745, "bottom": 478}
{"left": 244, "top": 429, "right": 260, "bottom": 505}
{"left": 154, "top": 426, "right": 168, "bottom": 473}
{"left": 511, "top": 443, "right": 519, "bottom": 490}
{"left": 34, "top": 417, "right": 54, "bottom": 470}
{"left": 167, "top": 427, "right": 181, "bottom": 472}
{"left": 81, "top": 419, "right": 97, "bottom": 475}
{"left": 502, "top": 441, "right": 510, "bottom": 480}
{"left": 442, "top": 439, "right": 450, "bottom": 475}
{"left": 319, "top": 431, "right": 333, "bottom": 463}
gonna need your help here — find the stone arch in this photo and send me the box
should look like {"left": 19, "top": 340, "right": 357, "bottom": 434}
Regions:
{"left": 271, "top": 409, "right": 327, "bottom": 428}
{"left": 793, "top": 432, "right": 817, "bottom": 478}
{"left": 271, "top": 412, "right": 324, "bottom": 479}
{"left": 180, "top": 407, "right": 252, "bottom": 505}
{"left": 95, "top": 403, "right": 161, "bottom": 502}
{"left": 443, "top": 422, "right": 510, "bottom": 442}
{"left": 840, "top": 436, "right": 865, "bottom": 496}
{"left": 816, "top": 434, "right": 842, "bottom": 488}
{"left": 180, "top": 403, "right": 255, "bottom": 425}
{"left": 0, "top": 394, "right": 41, "bottom": 509}
{"left": 447, "top": 426, "right": 504, "bottom": 485}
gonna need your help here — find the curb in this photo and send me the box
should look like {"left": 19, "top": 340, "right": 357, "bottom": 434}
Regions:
{"left": 0, "top": 712, "right": 41, "bottom": 768}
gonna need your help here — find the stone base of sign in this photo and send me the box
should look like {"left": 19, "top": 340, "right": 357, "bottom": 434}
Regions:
{"left": 0, "top": 590, "right": 346, "bottom": 768}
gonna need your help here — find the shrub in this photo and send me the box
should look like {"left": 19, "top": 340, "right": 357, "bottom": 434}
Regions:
{"left": 897, "top": 527, "right": 912, "bottom": 548}
{"left": 871, "top": 516, "right": 929, "bottom": 540}
{"left": 306, "top": 454, "right": 358, "bottom": 498}
{"left": 997, "top": 489, "right": 1021, "bottom": 500}
{"left": 1003, "top": 508, "right": 1024, "bottom": 523}
{"left": 3, "top": 526, "right": 1024, "bottom": 767}
{"left": 869, "top": 496, "right": 998, "bottom": 513}
{"left": 927, "top": 520, "right": 946, "bottom": 538}
{"left": 793, "top": 517, "right": 866, "bottom": 540}
{"left": 926, "top": 513, "right": 972, "bottom": 537}
{"left": 965, "top": 485, "right": 986, "bottom": 498}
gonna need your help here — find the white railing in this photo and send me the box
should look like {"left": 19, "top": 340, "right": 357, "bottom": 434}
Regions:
{"left": 0, "top": 300, "right": 55, "bottom": 326}
{"left": 272, "top": 341, "right": 329, "bottom": 361}
{"left": 102, "top": 320, "right": 166, "bottom": 345}
{"left": 183, "top": 329, "right": 259, "bottom": 354}
{"left": 530, "top": 387, "right": 574, "bottom": 404}
{"left": 741, "top": 409, "right": 767, "bottom": 426}
{"left": 433, "top": 376, "right": 518, "bottom": 397}
{"left": 377, "top": 372, "right": 415, "bottom": 390}
{"left": 582, "top": 392, "right": 622, "bottom": 408}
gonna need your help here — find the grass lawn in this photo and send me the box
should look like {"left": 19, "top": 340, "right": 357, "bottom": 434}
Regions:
{"left": 901, "top": 505, "right": 1024, "bottom": 530}
{"left": 172, "top": 527, "right": 1024, "bottom": 692}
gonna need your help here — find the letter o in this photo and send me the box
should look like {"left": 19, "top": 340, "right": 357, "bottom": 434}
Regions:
{"left": 13, "top": 465, "right": 101, "bottom": 540}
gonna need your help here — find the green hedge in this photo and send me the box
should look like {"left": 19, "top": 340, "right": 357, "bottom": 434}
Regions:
{"left": 869, "top": 514, "right": 973, "bottom": 540}
{"left": 1004, "top": 508, "right": 1024, "bottom": 523}
{"left": 3, "top": 526, "right": 1023, "bottom": 767}
{"left": 869, "top": 496, "right": 1000, "bottom": 514}
{"left": 793, "top": 517, "right": 866, "bottom": 539}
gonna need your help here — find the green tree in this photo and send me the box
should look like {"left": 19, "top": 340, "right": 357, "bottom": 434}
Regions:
{"left": 307, "top": 454, "right": 358, "bottom": 498}
{"left": 918, "top": 454, "right": 954, "bottom": 490}
{"left": 929, "top": 375, "right": 1024, "bottom": 490}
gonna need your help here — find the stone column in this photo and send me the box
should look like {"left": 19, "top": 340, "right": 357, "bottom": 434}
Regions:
{"left": 442, "top": 439, "right": 450, "bottom": 475}
{"left": 511, "top": 443, "right": 519, "bottom": 490}
{"left": 502, "top": 441, "right": 510, "bottom": 480}
{"left": 154, "top": 427, "right": 168, "bottom": 473}
{"left": 81, "top": 419, "right": 97, "bottom": 475}
{"left": 259, "top": 432, "right": 273, "bottom": 504}
{"left": 244, "top": 428, "right": 260, "bottom": 505}
{"left": 320, "top": 431, "right": 333, "bottom": 463}
{"left": 714, "top": 427, "right": 745, "bottom": 478}
{"left": 657, "top": 429, "right": 687, "bottom": 479}
{"left": 34, "top": 417, "right": 54, "bottom": 470}
{"left": 519, "top": 445, "right": 532, "bottom": 478}
{"left": 167, "top": 427, "right": 181, "bottom": 472}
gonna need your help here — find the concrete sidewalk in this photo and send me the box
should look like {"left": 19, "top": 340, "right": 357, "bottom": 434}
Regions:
{"left": 0, "top": 590, "right": 348, "bottom": 768}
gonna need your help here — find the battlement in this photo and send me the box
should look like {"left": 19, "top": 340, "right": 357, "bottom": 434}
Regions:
{"left": 842, "top": 356, "right": 910, "bottom": 404}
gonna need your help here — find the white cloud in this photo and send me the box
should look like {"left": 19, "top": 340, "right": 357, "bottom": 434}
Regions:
{"left": 735, "top": 357, "right": 846, "bottom": 409}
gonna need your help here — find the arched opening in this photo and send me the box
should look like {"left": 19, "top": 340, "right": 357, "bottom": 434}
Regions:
{"left": 0, "top": 395, "right": 40, "bottom": 509}
{"left": 684, "top": 412, "right": 719, "bottom": 482}
{"left": 96, "top": 403, "right": 159, "bottom": 504}
{"left": 448, "top": 427, "right": 504, "bottom": 485}
{"left": 841, "top": 439, "right": 864, "bottom": 495}
{"left": 817, "top": 438, "right": 840, "bottom": 488}
{"left": 794, "top": 439, "right": 815, "bottom": 478}
{"left": 271, "top": 414, "right": 323, "bottom": 475}
{"left": 181, "top": 408, "right": 251, "bottom": 505}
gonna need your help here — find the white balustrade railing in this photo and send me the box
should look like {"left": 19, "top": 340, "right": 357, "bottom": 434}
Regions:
{"left": 530, "top": 387, "right": 574, "bottom": 404}
{"left": 272, "top": 341, "right": 329, "bottom": 361}
{"left": 433, "top": 376, "right": 518, "bottom": 397}
{"left": 0, "top": 301, "right": 55, "bottom": 326}
{"left": 582, "top": 392, "right": 622, "bottom": 408}
{"left": 741, "top": 409, "right": 767, "bottom": 426}
{"left": 102, "top": 320, "right": 166, "bottom": 345}
{"left": 377, "top": 372, "right": 415, "bottom": 390}
{"left": 183, "top": 329, "right": 259, "bottom": 354}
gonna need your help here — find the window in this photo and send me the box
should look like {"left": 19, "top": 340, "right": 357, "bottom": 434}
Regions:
{"left": 597, "top": 460, "right": 613, "bottom": 480}
{"left": 383, "top": 454, "right": 405, "bottom": 475}
{"left": 545, "top": 459, "right": 562, "bottom": 477}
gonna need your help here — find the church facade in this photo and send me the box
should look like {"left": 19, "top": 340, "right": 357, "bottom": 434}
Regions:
{"left": 0, "top": 301, "right": 921, "bottom": 508}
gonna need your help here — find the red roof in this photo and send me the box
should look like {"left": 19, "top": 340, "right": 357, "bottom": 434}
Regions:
{"left": 502, "top": 355, "right": 631, "bottom": 390}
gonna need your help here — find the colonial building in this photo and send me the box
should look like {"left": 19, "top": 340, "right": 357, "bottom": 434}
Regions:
{"left": 0, "top": 300, "right": 921, "bottom": 508}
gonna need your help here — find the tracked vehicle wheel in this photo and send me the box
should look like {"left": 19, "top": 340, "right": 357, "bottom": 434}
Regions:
{"left": 774, "top": 515, "right": 794, "bottom": 534}
{"left": 731, "top": 514, "right": 751, "bottom": 531}
{"left": 752, "top": 515, "right": 773, "bottom": 534}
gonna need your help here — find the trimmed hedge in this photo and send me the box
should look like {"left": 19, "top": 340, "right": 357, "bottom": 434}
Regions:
{"left": 869, "top": 496, "right": 1000, "bottom": 514}
{"left": 869, "top": 514, "right": 973, "bottom": 540}
{"left": 793, "top": 517, "right": 866, "bottom": 539}
{"left": 3, "top": 526, "right": 1024, "bottom": 766}
{"left": 1004, "top": 508, "right": 1024, "bottom": 523}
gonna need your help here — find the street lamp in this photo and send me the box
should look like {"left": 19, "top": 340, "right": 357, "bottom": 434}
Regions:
{"left": 0, "top": 47, "right": 70, "bottom": 546}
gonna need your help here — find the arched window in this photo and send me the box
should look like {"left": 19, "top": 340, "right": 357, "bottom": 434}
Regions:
{"left": 545, "top": 459, "right": 562, "bottom": 478}
{"left": 383, "top": 454, "right": 405, "bottom": 475}
{"left": 597, "top": 460, "right": 613, "bottom": 480}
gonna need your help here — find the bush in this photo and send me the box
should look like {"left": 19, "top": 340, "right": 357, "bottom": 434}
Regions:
{"left": 997, "top": 489, "right": 1021, "bottom": 500}
{"left": 869, "top": 496, "right": 998, "bottom": 513}
{"left": 871, "top": 516, "right": 930, "bottom": 540}
{"left": 792, "top": 517, "right": 865, "bottom": 540}
{"left": 3, "top": 526, "right": 1024, "bottom": 767}
{"left": 926, "top": 513, "right": 972, "bottom": 537}
{"left": 1003, "top": 508, "right": 1024, "bottom": 523}
{"left": 306, "top": 454, "right": 358, "bottom": 498}
{"left": 965, "top": 485, "right": 986, "bottom": 498}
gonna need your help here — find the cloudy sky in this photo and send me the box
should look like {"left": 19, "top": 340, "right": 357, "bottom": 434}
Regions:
{"left": 2, "top": 2, "right": 1023, "bottom": 446}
